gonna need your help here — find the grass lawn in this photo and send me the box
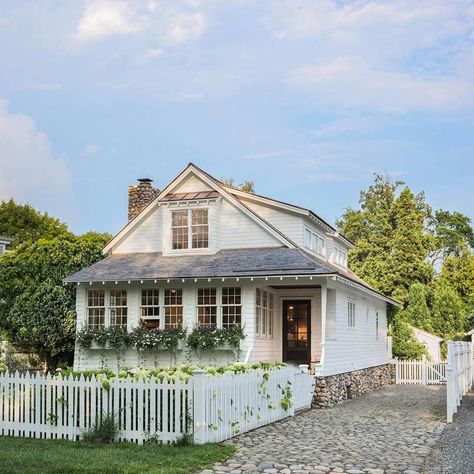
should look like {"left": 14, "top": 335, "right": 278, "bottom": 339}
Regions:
{"left": 0, "top": 436, "right": 235, "bottom": 474}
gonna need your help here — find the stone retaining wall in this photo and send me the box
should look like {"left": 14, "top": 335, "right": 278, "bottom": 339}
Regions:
{"left": 313, "top": 363, "right": 393, "bottom": 408}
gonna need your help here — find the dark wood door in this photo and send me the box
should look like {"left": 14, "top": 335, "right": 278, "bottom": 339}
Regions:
{"left": 282, "top": 300, "right": 311, "bottom": 364}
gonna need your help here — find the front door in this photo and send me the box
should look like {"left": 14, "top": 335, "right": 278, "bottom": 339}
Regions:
{"left": 282, "top": 300, "right": 311, "bottom": 364}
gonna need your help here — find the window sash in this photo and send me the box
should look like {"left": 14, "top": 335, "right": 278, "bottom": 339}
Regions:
{"left": 164, "top": 288, "right": 183, "bottom": 329}
{"left": 347, "top": 301, "right": 356, "bottom": 327}
{"left": 171, "top": 208, "right": 209, "bottom": 250}
{"left": 256, "top": 288, "right": 274, "bottom": 338}
{"left": 304, "top": 228, "right": 326, "bottom": 256}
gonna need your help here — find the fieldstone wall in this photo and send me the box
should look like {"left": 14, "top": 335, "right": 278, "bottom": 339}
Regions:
{"left": 313, "top": 363, "right": 393, "bottom": 408}
{"left": 128, "top": 179, "right": 160, "bottom": 221}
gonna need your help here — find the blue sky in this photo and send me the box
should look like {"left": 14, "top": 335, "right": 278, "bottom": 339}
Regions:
{"left": 0, "top": 0, "right": 473, "bottom": 236}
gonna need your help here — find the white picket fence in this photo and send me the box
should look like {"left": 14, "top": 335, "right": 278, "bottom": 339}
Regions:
{"left": 0, "top": 366, "right": 315, "bottom": 444}
{"left": 394, "top": 358, "right": 446, "bottom": 385}
{"left": 446, "top": 341, "right": 474, "bottom": 423}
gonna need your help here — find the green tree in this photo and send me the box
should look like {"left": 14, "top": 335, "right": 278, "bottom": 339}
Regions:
{"left": 221, "top": 178, "right": 255, "bottom": 193}
{"left": 431, "top": 284, "right": 467, "bottom": 338}
{"left": 0, "top": 232, "right": 110, "bottom": 368}
{"left": 337, "top": 174, "right": 432, "bottom": 303}
{"left": 428, "top": 210, "right": 474, "bottom": 267}
{"left": 404, "top": 283, "right": 432, "bottom": 331}
{"left": 0, "top": 199, "right": 69, "bottom": 246}
{"left": 391, "top": 311, "right": 427, "bottom": 360}
{"left": 439, "top": 243, "right": 474, "bottom": 319}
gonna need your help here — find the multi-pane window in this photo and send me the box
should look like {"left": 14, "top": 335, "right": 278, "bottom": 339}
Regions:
{"left": 109, "top": 290, "right": 128, "bottom": 328}
{"left": 222, "top": 287, "right": 242, "bottom": 328}
{"left": 375, "top": 311, "right": 379, "bottom": 340}
{"left": 141, "top": 289, "right": 160, "bottom": 329}
{"left": 304, "top": 228, "right": 326, "bottom": 256}
{"left": 334, "top": 246, "right": 348, "bottom": 267}
{"left": 171, "top": 210, "right": 188, "bottom": 250}
{"left": 87, "top": 290, "right": 105, "bottom": 329}
{"left": 171, "top": 209, "right": 209, "bottom": 250}
{"left": 164, "top": 288, "right": 183, "bottom": 329}
{"left": 192, "top": 209, "right": 209, "bottom": 249}
{"left": 256, "top": 288, "right": 274, "bottom": 338}
{"left": 347, "top": 300, "right": 356, "bottom": 328}
{"left": 197, "top": 288, "right": 217, "bottom": 328}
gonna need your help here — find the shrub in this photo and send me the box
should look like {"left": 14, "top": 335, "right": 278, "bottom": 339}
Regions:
{"left": 0, "top": 357, "right": 7, "bottom": 373}
{"left": 82, "top": 412, "right": 119, "bottom": 444}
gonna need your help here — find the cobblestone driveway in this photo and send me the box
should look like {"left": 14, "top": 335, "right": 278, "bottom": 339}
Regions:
{"left": 203, "top": 385, "right": 446, "bottom": 474}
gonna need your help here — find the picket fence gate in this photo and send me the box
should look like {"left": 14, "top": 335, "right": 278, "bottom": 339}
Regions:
{"left": 0, "top": 366, "right": 315, "bottom": 444}
{"left": 446, "top": 341, "right": 474, "bottom": 423}
{"left": 394, "top": 358, "right": 447, "bottom": 385}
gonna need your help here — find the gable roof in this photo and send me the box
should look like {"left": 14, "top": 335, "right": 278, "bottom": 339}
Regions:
{"left": 103, "top": 163, "right": 297, "bottom": 254}
{"left": 411, "top": 326, "right": 444, "bottom": 341}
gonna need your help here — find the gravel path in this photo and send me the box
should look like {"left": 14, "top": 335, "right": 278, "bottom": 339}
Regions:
{"left": 202, "top": 385, "right": 446, "bottom": 474}
{"left": 425, "top": 390, "right": 474, "bottom": 474}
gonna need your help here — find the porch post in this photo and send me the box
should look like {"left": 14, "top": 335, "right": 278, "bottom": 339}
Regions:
{"left": 318, "top": 281, "right": 327, "bottom": 374}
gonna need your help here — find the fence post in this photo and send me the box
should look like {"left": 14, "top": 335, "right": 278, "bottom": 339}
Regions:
{"left": 191, "top": 369, "right": 207, "bottom": 445}
{"left": 422, "top": 355, "right": 427, "bottom": 385}
{"left": 298, "top": 364, "right": 309, "bottom": 374}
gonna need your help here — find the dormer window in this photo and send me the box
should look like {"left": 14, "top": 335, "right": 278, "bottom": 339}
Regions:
{"left": 171, "top": 208, "right": 209, "bottom": 250}
{"left": 334, "top": 246, "right": 348, "bottom": 267}
{"left": 304, "top": 228, "right": 325, "bottom": 256}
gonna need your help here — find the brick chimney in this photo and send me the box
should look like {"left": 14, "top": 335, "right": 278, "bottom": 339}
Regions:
{"left": 128, "top": 178, "right": 160, "bottom": 221}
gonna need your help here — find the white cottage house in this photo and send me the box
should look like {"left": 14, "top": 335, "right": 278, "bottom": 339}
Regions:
{"left": 411, "top": 326, "right": 443, "bottom": 363}
{"left": 65, "top": 164, "right": 397, "bottom": 406}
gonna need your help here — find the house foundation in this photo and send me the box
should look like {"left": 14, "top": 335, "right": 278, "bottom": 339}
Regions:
{"left": 313, "top": 363, "right": 394, "bottom": 408}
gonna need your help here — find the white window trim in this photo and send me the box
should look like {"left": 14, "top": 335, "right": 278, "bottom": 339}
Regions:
{"left": 194, "top": 287, "right": 243, "bottom": 329}
{"left": 303, "top": 227, "right": 326, "bottom": 257}
{"left": 347, "top": 299, "right": 356, "bottom": 328}
{"left": 170, "top": 207, "right": 210, "bottom": 253}
{"left": 375, "top": 311, "right": 379, "bottom": 340}
{"left": 86, "top": 289, "right": 129, "bottom": 329}
{"left": 333, "top": 245, "right": 348, "bottom": 268}
{"left": 140, "top": 288, "right": 161, "bottom": 328}
{"left": 256, "top": 288, "right": 275, "bottom": 339}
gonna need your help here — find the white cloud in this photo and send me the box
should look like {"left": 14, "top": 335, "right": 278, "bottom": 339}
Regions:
{"left": 173, "top": 91, "right": 205, "bottom": 102}
{"left": 77, "top": 1, "right": 142, "bottom": 41}
{"left": 136, "top": 47, "right": 165, "bottom": 63}
{"left": 167, "top": 12, "right": 205, "bottom": 44}
{"left": 287, "top": 56, "right": 474, "bottom": 113}
{"left": 313, "top": 116, "right": 379, "bottom": 140}
{"left": 0, "top": 98, "right": 72, "bottom": 214}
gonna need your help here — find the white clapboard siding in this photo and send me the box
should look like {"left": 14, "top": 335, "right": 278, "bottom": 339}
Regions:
{"left": 0, "top": 367, "right": 315, "bottom": 444}
{"left": 394, "top": 359, "right": 447, "bottom": 385}
{"left": 446, "top": 341, "right": 474, "bottom": 422}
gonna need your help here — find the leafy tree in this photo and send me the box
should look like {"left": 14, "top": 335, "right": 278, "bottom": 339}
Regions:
{"left": 0, "top": 199, "right": 69, "bottom": 246}
{"left": 0, "top": 232, "right": 110, "bottom": 369}
{"left": 391, "top": 311, "right": 427, "bottom": 360}
{"left": 431, "top": 283, "right": 467, "bottom": 338}
{"left": 221, "top": 178, "right": 255, "bottom": 193}
{"left": 337, "top": 174, "right": 432, "bottom": 303}
{"left": 428, "top": 210, "right": 474, "bottom": 267}
{"left": 439, "top": 243, "right": 474, "bottom": 319}
{"left": 404, "top": 283, "right": 432, "bottom": 331}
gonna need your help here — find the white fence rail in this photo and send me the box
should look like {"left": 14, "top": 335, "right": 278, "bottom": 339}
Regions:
{"left": 447, "top": 341, "right": 474, "bottom": 423}
{"left": 0, "top": 366, "right": 315, "bottom": 444}
{"left": 394, "top": 358, "right": 446, "bottom": 385}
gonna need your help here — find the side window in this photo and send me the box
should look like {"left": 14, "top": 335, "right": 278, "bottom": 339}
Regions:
{"left": 347, "top": 300, "right": 356, "bottom": 328}
{"left": 87, "top": 290, "right": 105, "bottom": 329}
{"left": 141, "top": 289, "right": 160, "bottom": 329}
{"left": 164, "top": 288, "right": 183, "bottom": 329}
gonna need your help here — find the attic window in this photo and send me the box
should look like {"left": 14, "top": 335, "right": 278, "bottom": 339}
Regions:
{"left": 304, "top": 228, "right": 326, "bottom": 256}
{"left": 171, "top": 208, "right": 209, "bottom": 250}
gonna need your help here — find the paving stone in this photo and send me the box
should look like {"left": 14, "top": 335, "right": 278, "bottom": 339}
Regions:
{"left": 201, "top": 386, "right": 446, "bottom": 474}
